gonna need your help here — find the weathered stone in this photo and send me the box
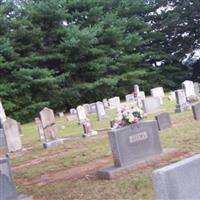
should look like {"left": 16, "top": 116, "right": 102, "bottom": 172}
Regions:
{"left": 102, "top": 98, "right": 109, "bottom": 109}
{"left": 0, "top": 128, "right": 7, "bottom": 149}
{"left": 3, "top": 118, "right": 22, "bottom": 152}
{"left": 76, "top": 105, "right": 87, "bottom": 124}
{"left": 35, "top": 117, "right": 45, "bottom": 141}
{"left": 194, "top": 82, "right": 200, "bottom": 93}
{"left": 175, "top": 89, "right": 189, "bottom": 112}
{"left": 134, "top": 84, "right": 140, "bottom": 96}
{"left": 182, "top": 80, "right": 198, "bottom": 102}
{"left": 39, "top": 107, "right": 57, "bottom": 141}
{"left": 152, "top": 154, "right": 200, "bottom": 200}
{"left": 82, "top": 119, "right": 97, "bottom": 137}
{"left": 89, "top": 103, "right": 97, "bottom": 113}
{"left": 96, "top": 101, "right": 106, "bottom": 121}
{"left": 43, "top": 139, "right": 64, "bottom": 148}
{"left": 192, "top": 103, "right": 200, "bottom": 120}
{"left": 139, "top": 91, "right": 146, "bottom": 100}
{"left": 155, "top": 112, "right": 172, "bottom": 130}
{"left": 142, "top": 97, "right": 161, "bottom": 113}
{"left": 151, "top": 87, "right": 165, "bottom": 105}
{"left": 168, "top": 91, "right": 176, "bottom": 101}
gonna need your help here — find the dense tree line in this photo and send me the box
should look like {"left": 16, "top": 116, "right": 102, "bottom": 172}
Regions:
{"left": 0, "top": 0, "right": 199, "bottom": 122}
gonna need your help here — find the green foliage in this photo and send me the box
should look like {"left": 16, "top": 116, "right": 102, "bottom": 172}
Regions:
{"left": 0, "top": 0, "right": 194, "bottom": 122}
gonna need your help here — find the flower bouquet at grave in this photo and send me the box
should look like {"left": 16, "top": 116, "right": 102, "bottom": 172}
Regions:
{"left": 111, "top": 107, "right": 147, "bottom": 129}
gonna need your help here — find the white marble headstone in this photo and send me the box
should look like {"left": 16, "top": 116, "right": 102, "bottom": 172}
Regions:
{"left": 96, "top": 101, "right": 106, "bottom": 120}
{"left": 76, "top": 105, "right": 87, "bottom": 124}
{"left": 151, "top": 87, "right": 165, "bottom": 104}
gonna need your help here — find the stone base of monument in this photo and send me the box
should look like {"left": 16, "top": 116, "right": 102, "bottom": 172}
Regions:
{"left": 18, "top": 194, "right": 33, "bottom": 200}
{"left": 175, "top": 103, "right": 190, "bottom": 112}
{"left": 82, "top": 131, "right": 98, "bottom": 137}
{"left": 43, "top": 138, "right": 64, "bottom": 148}
{"left": 96, "top": 148, "right": 177, "bottom": 180}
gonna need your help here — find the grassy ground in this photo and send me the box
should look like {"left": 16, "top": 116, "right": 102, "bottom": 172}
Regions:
{"left": 11, "top": 98, "right": 200, "bottom": 200}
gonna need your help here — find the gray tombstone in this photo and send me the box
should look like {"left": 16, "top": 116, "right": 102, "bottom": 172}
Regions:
{"left": 3, "top": 118, "right": 22, "bottom": 152}
{"left": 194, "top": 82, "right": 200, "bottom": 93}
{"left": 97, "top": 121, "right": 162, "bottom": 178}
{"left": 155, "top": 112, "right": 172, "bottom": 130}
{"left": 0, "top": 157, "right": 32, "bottom": 200}
{"left": 96, "top": 101, "right": 106, "bottom": 121}
{"left": 35, "top": 117, "right": 45, "bottom": 141}
{"left": 175, "top": 89, "right": 189, "bottom": 112}
{"left": 142, "top": 97, "right": 161, "bottom": 113}
{"left": 39, "top": 107, "right": 57, "bottom": 141}
{"left": 192, "top": 103, "right": 200, "bottom": 120}
{"left": 0, "top": 128, "right": 7, "bottom": 149}
{"left": 152, "top": 154, "right": 200, "bottom": 200}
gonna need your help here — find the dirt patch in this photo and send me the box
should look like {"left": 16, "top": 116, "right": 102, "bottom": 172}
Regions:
{"left": 16, "top": 156, "right": 113, "bottom": 186}
{"left": 16, "top": 150, "right": 193, "bottom": 186}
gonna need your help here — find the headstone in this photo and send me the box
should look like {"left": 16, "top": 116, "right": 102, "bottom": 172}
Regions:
{"left": 76, "top": 105, "right": 87, "bottom": 124}
{"left": 168, "top": 91, "right": 176, "bottom": 101}
{"left": 0, "top": 157, "right": 32, "bottom": 200}
{"left": 89, "top": 103, "right": 97, "bottom": 114}
{"left": 182, "top": 80, "right": 198, "bottom": 102}
{"left": 152, "top": 154, "right": 200, "bottom": 200}
{"left": 192, "top": 103, "right": 200, "bottom": 120}
{"left": 0, "top": 100, "right": 6, "bottom": 123}
{"left": 82, "top": 119, "right": 97, "bottom": 137}
{"left": 155, "top": 112, "right": 172, "bottom": 130}
{"left": 35, "top": 117, "right": 45, "bottom": 141}
{"left": 134, "top": 84, "right": 140, "bottom": 96}
{"left": 114, "top": 96, "right": 121, "bottom": 112}
{"left": 0, "top": 128, "right": 7, "bottom": 149}
{"left": 194, "top": 82, "right": 200, "bottom": 93}
{"left": 97, "top": 121, "right": 162, "bottom": 179}
{"left": 3, "top": 118, "right": 22, "bottom": 152}
{"left": 39, "top": 107, "right": 57, "bottom": 141}
{"left": 108, "top": 98, "right": 116, "bottom": 109}
{"left": 125, "top": 94, "right": 135, "bottom": 102}
{"left": 83, "top": 104, "right": 90, "bottom": 114}
{"left": 59, "top": 112, "right": 64, "bottom": 118}
{"left": 175, "top": 89, "right": 189, "bottom": 112}
{"left": 142, "top": 97, "right": 161, "bottom": 113}
{"left": 151, "top": 87, "right": 165, "bottom": 104}
{"left": 70, "top": 108, "right": 77, "bottom": 115}
{"left": 102, "top": 98, "right": 109, "bottom": 109}
{"left": 139, "top": 91, "right": 146, "bottom": 100}
{"left": 96, "top": 101, "right": 106, "bottom": 121}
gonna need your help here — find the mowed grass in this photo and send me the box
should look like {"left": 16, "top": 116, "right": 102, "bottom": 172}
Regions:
{"left": 11, "top": 98, "right": 200, "bottom": 200}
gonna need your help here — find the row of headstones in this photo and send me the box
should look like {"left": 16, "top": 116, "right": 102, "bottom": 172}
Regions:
{"left": 0, "top": 120, "right": 32, "bottom": 200}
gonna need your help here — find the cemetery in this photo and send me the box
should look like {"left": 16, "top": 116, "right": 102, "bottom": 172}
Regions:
{"left": 1, "top": 83, "right": 200, "bottom": 199}
{"left": 1, "top": 1, "right": 200, "bottom": 199}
